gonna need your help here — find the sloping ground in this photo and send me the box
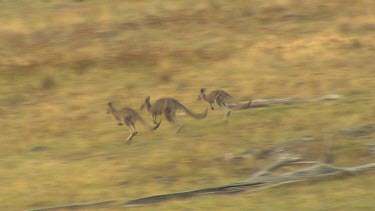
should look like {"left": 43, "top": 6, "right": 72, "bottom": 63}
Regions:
{"left": 0, "top": 1, "right": 374, "bottom": 210}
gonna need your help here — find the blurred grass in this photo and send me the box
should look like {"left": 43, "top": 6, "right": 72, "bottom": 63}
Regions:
{"left": 0, "top": 0, "right": 374, "bottom": 210}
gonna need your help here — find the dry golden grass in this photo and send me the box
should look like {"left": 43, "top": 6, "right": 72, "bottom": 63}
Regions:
{"left": 0, "top": 0, "right": 374, "bottom": 210}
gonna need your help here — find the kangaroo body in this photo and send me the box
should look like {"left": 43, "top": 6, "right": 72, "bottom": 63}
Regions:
{"left": 198, "top": 88, "right": 251, "bottom": 121}
{"left": 141, "top": 97, "right": 207, "bottom": 133}
{"left": 107, "top": 102, "right": 160, "bottom": 144}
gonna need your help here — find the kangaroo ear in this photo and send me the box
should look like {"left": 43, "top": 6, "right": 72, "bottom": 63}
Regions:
{"left": 200, "top": 88, "right": 206, "bottom": 93}
{"left": 146, "top": 96, "right": 150, "bottom": 101}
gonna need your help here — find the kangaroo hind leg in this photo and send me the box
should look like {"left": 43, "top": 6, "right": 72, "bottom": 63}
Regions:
{"left": 221, "top": 101, "right": 231, "bottom": 122}
{"left": 165, "top": 111, "right": 183, "bottom": 134}
{"left": 125, "top": 120, "right": 138, "bottom": 144}
{"left": 225, "top": 110, "right": 231, "bottom": 121}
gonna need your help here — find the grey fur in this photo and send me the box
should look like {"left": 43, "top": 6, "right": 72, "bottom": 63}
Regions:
{"left": 198, "top": 88, "right": 251, "bottom": 121}
{"left": 107, "top": 102, "right": 160, "bottom": 144}
{"left": 141, "top": 97, "right": 207, "bottom": 133}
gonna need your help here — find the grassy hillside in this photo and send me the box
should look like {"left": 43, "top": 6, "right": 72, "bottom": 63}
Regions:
{"left": 0, "top": 0, "right": 374, "bottom": 210}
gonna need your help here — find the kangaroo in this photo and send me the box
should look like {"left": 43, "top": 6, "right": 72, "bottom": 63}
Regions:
{"left": 197, "top": 88, "right": 252, "bottom": 121}
{"left": 140, "top": 96, "right": 207, "bottom": 133}
{"left": 107, "top": 102, "right": 161, "bottom": 144}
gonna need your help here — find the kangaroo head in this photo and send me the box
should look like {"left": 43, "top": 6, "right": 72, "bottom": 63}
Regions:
{"left": 198, "top": 88, "right": 206, "bottom": 100}
{"left": 140, "top": 96, "right": 150, "bottom": 110}
{"left": 107, "top": 102, "right": 113, "bottom": 114}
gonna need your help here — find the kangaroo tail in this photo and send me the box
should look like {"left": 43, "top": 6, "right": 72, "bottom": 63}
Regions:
{"left": 178, "top": 103, "right": 208, "bottom": 119}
